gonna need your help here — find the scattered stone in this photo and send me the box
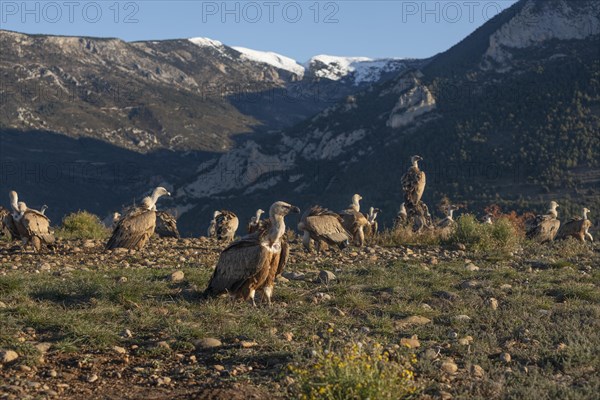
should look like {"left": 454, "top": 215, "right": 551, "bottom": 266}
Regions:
{"left": 213, "top": 364, "right": 225, "bottom": 372}
{"left": 486, "top": 297, "right": 499, "bottom": 310}
{"left": 460, "top": 280, "right": 482, "bottom": 290}
{"left": 472, "top": 364, "right": 485, "bottom": 378}
{"left": 122, "top": 329, "right": 133, "bottom": 338}
{"left": 195, "top": 338, "right": 222, "bottom": 349}
{"left": 448, "top": 331, "right": 458, "bottom": 340}
{"left": 400, "top": 335, "right": 420, "bottom": 348}
{"left": 282, "top": 271, "right": 305, "bottom": 281}
{"left": 395, "top": 315, "right": 432, "bottom": 329}
{"left": 283, "top": 332, "right": 294, "bottom": 342}
{"left": 423, "top": 348, "right": 440, "bottom": 360}
{"left": 276, "top": 275, "right": 289, "bottom": 283}
{"left": 454, "top": 314, "right": 471, "bottom": 322}
{"left": 500, "top": 284, "right": 513, "bottom": 291}
{"left": 332, "top": 307, "right": 346, "bottom": 317}
{"left": 112, "top": 346, "right": 127, "bottom": 355}
{"left": 86, "top": 374, "right": 99, "bottom": 383}
{"left": 240, "top": 341, "right": 257, "bottom": 348}
{"left": 0, "top": 301, "right": 6, "bottom": 308}
{"left": 465, "top": 263, "right": 479, "bottom": 271}
{"left": 169, "top": 270, "right": 185, "bottom": 282}
{"left": 458, "top": 336, "right": 473, "bottom": 346}
{"left": 441, "top": 360, "right": 458, "bottom": 374}
{"left": 318, "top": 270, "right": 336, "bottom": 284}
{"left": 499, "top": 352, "right": 511, "bottom": 363}
{"left": 314, "top": 292, "right": 332, "bottom": 302}
{"left": 433, "top": 291, "right": 459, "bottom": 301}
{"left": 0, "top": 349, "right": 19, "bottom": 364}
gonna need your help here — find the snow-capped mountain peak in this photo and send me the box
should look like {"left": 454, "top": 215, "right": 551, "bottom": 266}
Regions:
{"left": 231, "top": 46, "right": 305, "bottom": 77}
{"left": 188, "top": 37, "right": 224, "bottom": 49}
{"left": 306, "top": 55, "right": 408, "bottom": 85}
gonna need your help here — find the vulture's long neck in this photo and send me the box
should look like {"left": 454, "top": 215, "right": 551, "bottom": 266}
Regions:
{"left": 268, "top": 214, "right": 286, "bottom": 244}
{"left": 9, "top": 192, "right": 19, "bottom": 214}
{"left": 548, "top": 206, "right": 558, "bottom": 218}
{"left": 583, "top": 209, "right": 589, "bottom": 220}
{"left": 412, "top": 160, "right": 420, "bottom": 170}
{"left": 448, "top": 209, "right": 455, "bottom": 220}
{"left": 351, "top": 199, "right": 360, "bottom": 212}
{"left": 255, "top": 210, "right": 263, "bottom": 221}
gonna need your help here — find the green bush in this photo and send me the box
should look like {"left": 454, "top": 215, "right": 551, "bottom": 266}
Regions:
{"left": 445, "top": 214, "right": 521, "bottom": 253}
{"left": 56, "top": 211, "right": 110, "bottom": 240}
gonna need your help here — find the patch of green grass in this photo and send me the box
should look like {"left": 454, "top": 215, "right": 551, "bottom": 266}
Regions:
{"left": 55, "top": 210, "right": 110, "bottom": 240}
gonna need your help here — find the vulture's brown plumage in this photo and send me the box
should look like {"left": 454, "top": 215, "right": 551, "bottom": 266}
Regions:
{"left": 215, "top": 210, "right": 239, "bottom": 242}
{"left": 106, "top": 187, "right": 170, "bottom": 250}
{"left": 16, "top": 202, "right": 55, "bottom": 252}
{"left": 155, "top": 211, "right": 180, "bottom": 238}
{"left": 339, "top": 194, "right": 369, "bottom": 247}
{"left": 204, "top": 202, "right": 300, "bottom": 306}
{"left": 526, "top": 201, "right": 561, "bottom": 243}
{"left": 298, "top": 205, "right": 351, "bottom": 252}
{"left": 556, "top": 208, "right": 593, "bottom": 242}
{"left": 401, "top": 155, "right": 426, "bottom": 207}
{"left": 247, "top": 209, "right": 266, "bottom": 234}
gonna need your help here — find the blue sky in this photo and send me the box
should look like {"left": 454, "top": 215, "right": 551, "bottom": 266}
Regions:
{"left": 1, "top": 1, "right": 519, "bottom": 61}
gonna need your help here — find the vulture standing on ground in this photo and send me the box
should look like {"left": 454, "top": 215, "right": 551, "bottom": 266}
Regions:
{"left": 298, "top": 205, "right": 351, "bottom": 252}
{"left": 207, "top": 211, "right": 220, "bottom": 238}
{"left": 437, "top": 205, "right": 459, "bottom": 239}
{"left": 393, "top": 203, "right": 408, "bottom": 230}
{"left": 401, "top": 155, "right": 426, "bottom": 207}
{"left": 247, "top": 209, "right": 265, "bottom": 234}
{"left": 339, "top": 194, "right": 370, "bottom": 247}
{"left": 483, "top": 214, "right": 493, "bottom": 225}
{"left": 526, "top": 201, "right": 561, "bottom": 243}
{"left": 106, "top": 187, "right": 170, "bottom": 250}
{"left": 103, "top": 212, "right": 121, "bottom": 229}
{"left": 365, "top": 207, "right": 381, "bottom": 238}
{"left": 15, "top": 201, "right": 55, "bottom": 252}
{"left": 155, "top": 211, "right": 180, "bottom": 238}
{"left": 556, "top": 207, "right": 593, "bottom": 242}
{"left": 204, "top": 201, "right": 300, "bottom": 306}
{"left": 0, "top": 206, "right": 13, "bottom": 239}
{"left": 3, "top": 191, "right": 22, "bottom": 241}
{"left": 215, "top": 210, "right": 239, "bottom": 242}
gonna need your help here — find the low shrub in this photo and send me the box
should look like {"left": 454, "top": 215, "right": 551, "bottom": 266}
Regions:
{"left": 56, "top": 211, "right": 110, "bottom": 240}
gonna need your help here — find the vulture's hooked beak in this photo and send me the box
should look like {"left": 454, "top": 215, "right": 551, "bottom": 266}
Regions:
{"left": 290, "top": 206, "right": 301, "bottom": 214}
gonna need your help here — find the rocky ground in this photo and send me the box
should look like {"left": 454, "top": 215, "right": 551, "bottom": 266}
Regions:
{"left": 0, "top": 236, "right": 599, "bottom": 399}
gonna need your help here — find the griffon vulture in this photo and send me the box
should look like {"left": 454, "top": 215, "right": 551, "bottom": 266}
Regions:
{"left": 526, "top": 201, "right": 561, "bottom": 243}
{"left": 247, "top": 209, "right": 265, "bottom": 234}
{"left": 15, "top": 201, "right": 55, "bottom": 252}
{"left": 437, "top": 205, "right": 458, "bottom": 239}
{"left": 106, "top": 187, "right": 170, "bottom": 250}
{"left": 207, "top": 211, "right": 220, "bottom": 238}
{"left": 155, "top": 211, "right": 180, "bottom": 238}
{"left": 340, "top": 194, "right": 370, "bottom": 247}
{"left": 204, "top": 201, "right": 300, "bottom": 306}
{"left": 364, "top": 207, "right": 381, "bottom": 238}
{"left": 393, "top": 203, "right": 408, "bottom": 230}
{"left": 401, "top": 155, "right": 426, "bottom": 207}
{"left": 556, "top": 207, "right": 593, "bottom": 242}
{"left": 2, "top": 191, "right": 22, "bottom": 241}
{"left": 215, "top": 210, "right": 239, "bottom": 242}
{"left": 298, "top": 205, "right": 351, "bottom": 253}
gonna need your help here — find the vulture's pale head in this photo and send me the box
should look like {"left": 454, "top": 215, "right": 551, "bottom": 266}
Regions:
{"left": 411, "top": 155, "right": 423, "bottom": 165}
{"left": 213, "top": 210, "right": 221, "bottom": 219}
{"left": 583, "top": 207, "right": 590, "bottom": 214}
{"left": 152, "top": 187, "right": 171, "bottom": 198}
{"left": 257, "top": 209, "right": 265, "bottom": 215}
{"left": 549, "top": 201, "right": 559, "bottom": 209}
{"left": 352, "top": 194, "right": 363, "bottom": 203}
{"left": 113, "top": 212, "right": 121, "bottom": 221}
{"left": 270, "top": 201, "right": 300, "bottom": 217}
{"left": 17, "top": 202, "right": 27, "bottom": 213}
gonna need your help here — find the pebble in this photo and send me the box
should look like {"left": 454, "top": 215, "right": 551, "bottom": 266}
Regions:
{"left": 400, "top": 335, "right": 420, "bottom": 348}
{"left": 112, "top": 346, "right": 127, "bottom": 355}
{"left": 195, "top": 338, "right": 222, "bottom": 349}
{"left": 499, "top": 352, "right": 511, "bottom": 363}
{"left": 0, "top": 349, "right": 19, "bottom": 363}
{"left": 486, "top": 297, "right": 499, "bottom": 310}
{"left": 441, "top": 360, "right": 458, "bottom": 374}
{"left": 86, "top": 374, "right": 99, "bottom": 383}
{"left": 465, "top": 263, "right": 479, "bottom": 271}
{"left": 169, "top": 270, "right": 185, "bottom": 282}
{"left": 472, "top": 364, "right": 485, "bottom": 378}
{"left": 453, "top": 314, "right": 471, "bottom": 322}
{"left": 395, "top": 315, "right": 431, "bottom": 329}
{"left": 318, "top": 270, "right": 336, "bottom": 284}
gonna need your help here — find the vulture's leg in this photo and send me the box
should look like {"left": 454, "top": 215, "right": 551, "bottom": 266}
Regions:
{"left": 249, "top": 289, "right": 257, "bottom": 307}
{"left": 302, "top": 231, "right": 311, "bottom": 252}
{"left": 31, "top": 237, "right": 42, "bottom": 253}
{"left": 263, "top": 285, "right": 273, "bottom": 307}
